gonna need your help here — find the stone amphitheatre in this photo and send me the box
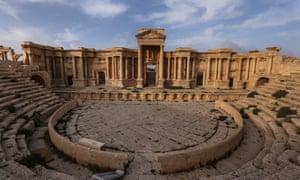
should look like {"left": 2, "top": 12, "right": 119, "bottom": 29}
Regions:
{"left": 0, "top": 28, "right": 300, "bottom": 179}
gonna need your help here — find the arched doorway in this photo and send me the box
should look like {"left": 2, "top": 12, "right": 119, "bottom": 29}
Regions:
{"left": 255, "top": 77, "right": 269, "bottom": 87}
{"left": 31, "top": 75, "right": 45, "bottom": 87}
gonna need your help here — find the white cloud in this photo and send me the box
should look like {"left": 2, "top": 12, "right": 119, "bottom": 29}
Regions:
{"left": 0, "top": 1, "right": 19, "bottom": 19}
{"left": 167, "top": 27, "right": 249, "bottom": 53}
{"left": 52, "top": 28, "right": 79, "bottom": 47}
{"left": 0, "top": 26, "right": 82, "bottom": 52}
{"left": 135, "top": 0, "right": 242, "bottom": 27}
{"left": 240, "top": 1, "right": 300, "bottom": 28}
{"left": 2, "top": 0, "right": 127, "bottom": 19}
{"left": 80, "top": 0, "right": 128, "bottom": 18}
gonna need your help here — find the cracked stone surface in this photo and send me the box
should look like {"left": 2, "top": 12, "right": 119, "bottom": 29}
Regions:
{"left": 69, "top": 101, "right": 223, "bottom": 153}
{"left": 55, "top": 100, "right": 264, "bottom": 179}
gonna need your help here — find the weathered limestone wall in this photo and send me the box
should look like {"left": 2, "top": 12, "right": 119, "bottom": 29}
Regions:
{"left": 156, "top": 100, "right": 244, "bottom": 173}
{"left": 48, "top": 98, "right": 129, "bottom": 170}
{"left": 54, "top": 91, "right": 246, "bottom": 102}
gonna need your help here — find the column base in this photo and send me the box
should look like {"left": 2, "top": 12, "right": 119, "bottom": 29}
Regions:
{"left": 157, "top": 79, "right": 165, "bottom": 88}
{"left": 136, "top": 78, "right": 144, "bottom": 88}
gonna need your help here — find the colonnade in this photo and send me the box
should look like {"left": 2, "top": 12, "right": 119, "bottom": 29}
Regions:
{"left": 165, "top": 56, "right": 195, "bottom": 81}
{"left": 106, "top": 55, "right": 137, "bottom": 81}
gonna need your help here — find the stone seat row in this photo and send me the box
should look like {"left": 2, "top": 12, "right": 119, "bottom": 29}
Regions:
{"left": 220, "top": 75, "right": 300, "bottom": 179}
{"left": 0, "top": 73, "right": 79, "bottom": 178}
{"left": 227, "top": 100, "right": 300, "bottom": 179}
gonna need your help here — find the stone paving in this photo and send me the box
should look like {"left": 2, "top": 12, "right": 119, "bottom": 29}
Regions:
{"left": 55, "top": 101, "right": 263, "bottom": 179}
{"left": 68, "top": 101, "right": 221, "bottom": 153}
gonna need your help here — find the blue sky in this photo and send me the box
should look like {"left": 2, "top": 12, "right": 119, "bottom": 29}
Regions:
{"left": 0, "top": 0, "right": 300, "bottom": 56}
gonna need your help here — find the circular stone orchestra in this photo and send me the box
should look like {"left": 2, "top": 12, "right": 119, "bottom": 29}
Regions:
{"left": 56, "top": 101, "right": 237, "bottom": 153}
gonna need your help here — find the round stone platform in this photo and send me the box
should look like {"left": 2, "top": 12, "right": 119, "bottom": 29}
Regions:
{"left": 72, "top": 101, "right": 222, "bottom": 153}
{"left": 55, "top": 100, "right": 263, "bottom": 179}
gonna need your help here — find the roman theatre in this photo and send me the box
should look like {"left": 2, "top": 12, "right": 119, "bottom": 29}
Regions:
{"left": 0, "top": 28, "right": 300, "bottom": 179}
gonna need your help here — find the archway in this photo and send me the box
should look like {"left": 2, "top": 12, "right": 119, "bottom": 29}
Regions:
{"left": 31, "top": 75, "right": 45, "bottom": 87}
{"left": 255, "top": 77, "right": 269, "bottom": 87}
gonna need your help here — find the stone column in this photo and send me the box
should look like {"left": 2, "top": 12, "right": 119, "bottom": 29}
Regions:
{"left": 3, "top": 52, "right": 8, "bottom": 61}
{"left": 214, "top": 59, "right": 218, "bottom": 80}
{"left": 174, "top": 57, "right": 177, "bottom": 80}
{"left": 186, "top": 56, "right": 190, "bottom": 80}
{"left": 125, "top": 56, "right": 128, "bottom": 80}
{"left": 237, "top": 58, "right": 242, "bottom": 80}
{"left": 206, "top": 57, "right": 211, "bottom": 80}
{"left": 120, "top": 55, "right": 124, "bottom": 80}
{"left": 158, "top": 45, "right": 164, "bottom": 88}
{"left": 218, "top": 59, "right": 222, "bottom": 80}
{"left": 137, "top": 46, "right": 143, "bottom": 88}
{"left": 245, "top": 58, "right": 250, "bottom": 80}
{"left": 268, "top": 56, "right": 273, "bottom": 75}
{"left": 114, "top": 57, "right": 117, "bottom": 80}
{"left": 52, "top": 56, "right": 56, "bottom": 79}
{"left": 178, "top": 57, "right": 182, "bottom": 80}
{"left": 105, "top": 57, "right": 109, "bottom": 80}
{"left": 72, "top": 56, "right": 76, "bottom": 78}
{"left": 167, "top": 57, "right": 171, "bottom": 80}
{"left": 252, "top": 58, "right": 257, "bottom": 74}
{"left": 192, "top": 58, "right": 195, "bottom": 80}
{"left": 60, "top": 56, "right": 65, "bottom": 83}
{"left": 226, "top": 58, "right": 230, "bottom": 80}
{"left": 132, "top": 58, "right": 135, "bottom": 79}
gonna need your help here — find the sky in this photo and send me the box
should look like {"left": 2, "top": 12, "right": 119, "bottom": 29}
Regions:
{"left": 0, "top": 0, "right": 300, "bottom": 56}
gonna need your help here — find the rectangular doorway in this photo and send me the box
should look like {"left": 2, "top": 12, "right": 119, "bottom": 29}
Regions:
{"left": 196, "top": 72, "right": 203, "bottom": 86}
{"left": 146, "top": 64, "right": 156, "bottom": 86}
{"left": 98, "top": 71, "right": 105, "bottom": 85}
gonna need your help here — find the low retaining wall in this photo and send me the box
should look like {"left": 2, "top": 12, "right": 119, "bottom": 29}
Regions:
{"left": 54, "top": 91, "right": 246, "bottom": 102}
{"left": 48, "top": 99, "right": 129, "bottom": 170}
{"left": 156, "top": 100, "right": 244, "bottom": 173}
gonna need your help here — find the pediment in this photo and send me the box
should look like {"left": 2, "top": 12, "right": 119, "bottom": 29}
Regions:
{"left": 136, "top": 29, "right": 166, "bottom": 40}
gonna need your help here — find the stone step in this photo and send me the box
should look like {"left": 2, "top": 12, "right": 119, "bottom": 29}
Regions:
{"left": 28, "top": 127, "right": 54, "bottom": 162}
{"left": 0, "top": 96, "right": 25, "bottom": 109}
{"left": 291, "top": 118, "right": 300, "bottom": 129}
{"left": 281, "top": 121, "right": 298, "bottom": 137}
{"left": 20, "top": 88, "right": 45, "bottom": 97}
{"left": 0, "top": 94, "right": 16, "bottom": 105}
{"left": 2, "top": 160, "right": 36, "bottom": 179}
{"left": 11, "top": 85, "right": 43, "bottom": 94}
